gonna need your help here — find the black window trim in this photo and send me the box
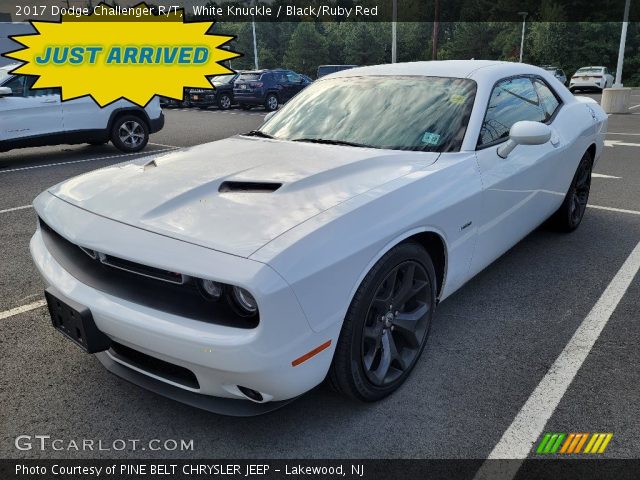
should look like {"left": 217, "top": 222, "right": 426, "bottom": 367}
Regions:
{"left": 475, "top": 74, "right": 563, "bottom": 151}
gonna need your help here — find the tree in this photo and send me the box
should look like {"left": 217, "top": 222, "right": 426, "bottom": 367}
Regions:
{"left": 283, "top": 22, "right": 329, "bottom": 76}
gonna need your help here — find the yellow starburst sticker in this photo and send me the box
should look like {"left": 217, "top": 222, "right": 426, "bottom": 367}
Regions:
{"left": 5, "top": 2, "right": 240, "bottom": 107}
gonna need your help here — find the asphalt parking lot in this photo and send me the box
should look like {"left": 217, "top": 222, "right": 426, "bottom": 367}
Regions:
{"left": 1, "top": 92, "right": 639, "bottom": 460}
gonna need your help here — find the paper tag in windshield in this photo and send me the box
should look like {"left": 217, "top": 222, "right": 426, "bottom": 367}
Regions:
{"left": 421, "top": 132, "right": 441, "bottom": 145}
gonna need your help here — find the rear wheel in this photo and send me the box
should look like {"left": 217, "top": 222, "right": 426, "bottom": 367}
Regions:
{"left": 218, "top": 94, "right": 232, "bottom": 110}
{"left": 110, "top": 114, "right": 149, "bottom": 153}
{"left": 548, "top": 150, "right": 592, "bottom": 232}
{"left": 328, "top": 242, "right": 436, "bottom": 401}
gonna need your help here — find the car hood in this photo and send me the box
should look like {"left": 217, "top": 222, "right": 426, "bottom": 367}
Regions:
{"left": 50, "top": 137, "right": 438, "bottom": 257}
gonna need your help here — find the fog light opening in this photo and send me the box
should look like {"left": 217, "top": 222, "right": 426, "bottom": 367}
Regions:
{"left": 237, "top": 385, "right": 264, "bottom": 402}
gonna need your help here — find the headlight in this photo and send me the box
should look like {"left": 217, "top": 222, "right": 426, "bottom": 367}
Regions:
{"left": 197, "top": 279, "right": 223, "bottom": 301}
{"left": 229, "top": 286, "right": 258, "bottom": 317}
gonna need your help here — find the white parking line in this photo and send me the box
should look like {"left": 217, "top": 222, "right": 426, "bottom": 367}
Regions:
{"left": 148, "top": 142, "right": 181, "bottom": 149}
{"left": 0, "top": 147, "right": 176, "bottom": 174}
{"left": 475, "top": 240, "right": 640, "bottom": 477}
{"left": 0, "top": 204, "right": 32, "bottom": 214}
{"left": 588, "top": 204, "right": 640, "bottom": 216}
{"left": 0, "top": 300, "right": 47, "bottom": 321}
{"left": 629, "top": 104, "right": 640, "bottom": 110}
{"left": 607, "top": 132, "right": 640, "bottom": 136}
{"left": 592, "top": 173, "right": 621, "bottom": 179}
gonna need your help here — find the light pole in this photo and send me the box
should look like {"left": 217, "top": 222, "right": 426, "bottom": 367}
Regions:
{"left": 391, "top": 0, "right": 397, "bottom": 63}
{"left": 243, "top": 0, "right": 259, "bottom": 70}
{"left": 251, "top": 16, "right": 258, "bottom": 70}
{"left": 613, "top": 0, "right": 631, "bottom": 87}
{"left": 518, "top": 11, "right": 528, "bottom": 63}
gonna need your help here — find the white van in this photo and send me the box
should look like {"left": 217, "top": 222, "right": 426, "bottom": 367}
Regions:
{"left": 0, "top": 64, "right": 164, "bottom": 153}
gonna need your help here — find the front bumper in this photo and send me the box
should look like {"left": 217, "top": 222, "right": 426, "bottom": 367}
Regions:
{"left": 30, "top": 193, "right": 336, "bottom": 411}
{"left": 149, "top": 112, "right": 164, "bottom": 134}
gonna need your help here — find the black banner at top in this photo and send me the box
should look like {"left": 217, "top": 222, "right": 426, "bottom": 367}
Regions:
{"left": 2, "top": 0, "right": 640, "bottom": 23}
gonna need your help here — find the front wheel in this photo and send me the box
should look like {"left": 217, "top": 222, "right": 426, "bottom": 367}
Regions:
{"left": 264, "top": 93, "right": 279, "bottom": 111}
{"left": 218, "top": 94, "right": 232, "bottom": 110}
{"left": 548, "top": 150, "right": 593, "bottom": 232}
{"left": 110, "top": 115, "right": 149, "bottom": 153}
{"left": 328, "top": 242, "right": 436, "bottom": 401}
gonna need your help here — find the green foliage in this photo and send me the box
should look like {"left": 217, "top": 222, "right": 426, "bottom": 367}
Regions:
{"left": 283, "top": 22, "right": 329, "bottom": 76}
{"left": 212, "top": 20, "right": 639, "bottom": 86}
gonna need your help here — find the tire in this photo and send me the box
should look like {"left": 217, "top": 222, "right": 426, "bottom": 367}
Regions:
{"left": 217, "top": 94, "right": 232, "bottom": 110}
{"left": 548, "top": 150, "right": 593, "bottom": 232}
{"left": 328, "top": 242, "right": 437, "bottom": 402}
{"left": 264, "top": 93, "right": 279, "bottom": 111}
{"left": 110, "top": 114, "right": 149, "bottom": 153}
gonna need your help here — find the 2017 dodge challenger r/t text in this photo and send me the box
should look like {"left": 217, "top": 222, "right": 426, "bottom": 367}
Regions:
{"left": 30, "top": 61, "right": 607, "bottom": 415}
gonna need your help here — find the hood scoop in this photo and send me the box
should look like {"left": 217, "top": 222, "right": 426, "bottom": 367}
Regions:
{"left": 219, "top": 181, "right": 282, "bottom": 193}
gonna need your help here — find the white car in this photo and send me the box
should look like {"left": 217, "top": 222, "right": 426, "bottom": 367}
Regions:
{"left": 569, "top": 66, "right": 614, "bottom": 92}
{"left": 0, "top": 64, "right": 164, "bottom": 153}
{"left": 30, "top": 61, "right": 607, "bottom": 415}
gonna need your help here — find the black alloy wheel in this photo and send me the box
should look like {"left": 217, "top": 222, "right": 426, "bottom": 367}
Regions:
{"left": 548, "top": 150, "right": 593, "bottom": 232}
{"left": 328, "top": 242, "right": 436, "bottom": 401}
{"left": 361, "top": 260, "right": 432, "bottom": 387}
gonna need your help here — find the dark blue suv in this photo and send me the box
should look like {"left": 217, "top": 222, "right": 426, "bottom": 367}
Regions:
{"left": 233, "top": 69, "right": 311, "bottom": 111}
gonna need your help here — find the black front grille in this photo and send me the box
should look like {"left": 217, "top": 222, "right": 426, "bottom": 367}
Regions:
{"left": 39, "top": 218, "right": 258, "bottom": 328}
{"left": 110, "top": 342, "right": 199, "bottom": 389}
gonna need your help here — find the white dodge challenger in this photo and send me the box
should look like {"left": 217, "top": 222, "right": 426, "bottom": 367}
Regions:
{"left": 31, "top": 61, "right": 607, "bottom": 415}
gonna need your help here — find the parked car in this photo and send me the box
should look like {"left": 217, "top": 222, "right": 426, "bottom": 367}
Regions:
{"left": 159, "top": 89, "right": 190, "bottom": 109}
{"left": 233, "top": 69, "right": 311, "bottom": 111}
{"left": 541, "top": 65, "right": 567, "bottom": 85}
{"left": 188, "top": 73, "right": 239, "bottom": 110}
{"left": 30, "top": 61, "right": 607, "bottom": 414}
{"left": 317, "top": 64, "right": 358, "bottom": 78}
{"left": 569, "top": 66, "right": 614, "bottom": 92}
{"left": 0, "top": 65, "right": 164, "bottom": 153}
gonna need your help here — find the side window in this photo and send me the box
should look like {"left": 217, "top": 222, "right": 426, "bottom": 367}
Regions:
{"left": 478, "top": 77, "right": 547, "bottom": 147}
{"left": 24, "top": 77, "right": 57, "bottom": 97}
{"left": 533, "top": 79, "right": 560, "bottom": 119}
{"left": 286, "top": 72, "right": 301, "bottom": 83}
{"left": 3, "top": 75, "right": 25, "bottom": 97}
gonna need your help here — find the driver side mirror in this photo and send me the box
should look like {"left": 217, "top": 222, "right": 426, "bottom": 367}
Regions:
{"left": 497, "top": 121, "right": 552, "bottom": 158}
{"left": 0, "top": 86, "right": 12, "bottom": 97}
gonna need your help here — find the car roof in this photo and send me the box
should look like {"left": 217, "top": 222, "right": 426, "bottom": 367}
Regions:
{"left": 328, "top": 60, "right": 551, "bottom": 83}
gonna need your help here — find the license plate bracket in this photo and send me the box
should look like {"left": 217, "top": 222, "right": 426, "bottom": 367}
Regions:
{"left": 45, "top": 289, "right": 111, "bottom": 353}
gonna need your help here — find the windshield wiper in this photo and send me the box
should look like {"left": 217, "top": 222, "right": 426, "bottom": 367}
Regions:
{"left": 243, "top": 130, "right": 274, "bottom": 139}
{"left": 291, "top": 138, "right": 372, "bottom": 148}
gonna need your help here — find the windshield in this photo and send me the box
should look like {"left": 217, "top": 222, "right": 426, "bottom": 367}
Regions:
{"left": 0, "top": 69, "right": 11, "bottom": 84}
{"left": 260, "top": 76, "right": 476, "bottom": 152}
{"left": 212, "top": 74, "right": 235, "bottom": 84}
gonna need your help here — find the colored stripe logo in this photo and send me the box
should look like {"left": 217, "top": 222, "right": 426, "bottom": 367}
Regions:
{"left": 536, "top": 433, "right": 613, "bottom": 455}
